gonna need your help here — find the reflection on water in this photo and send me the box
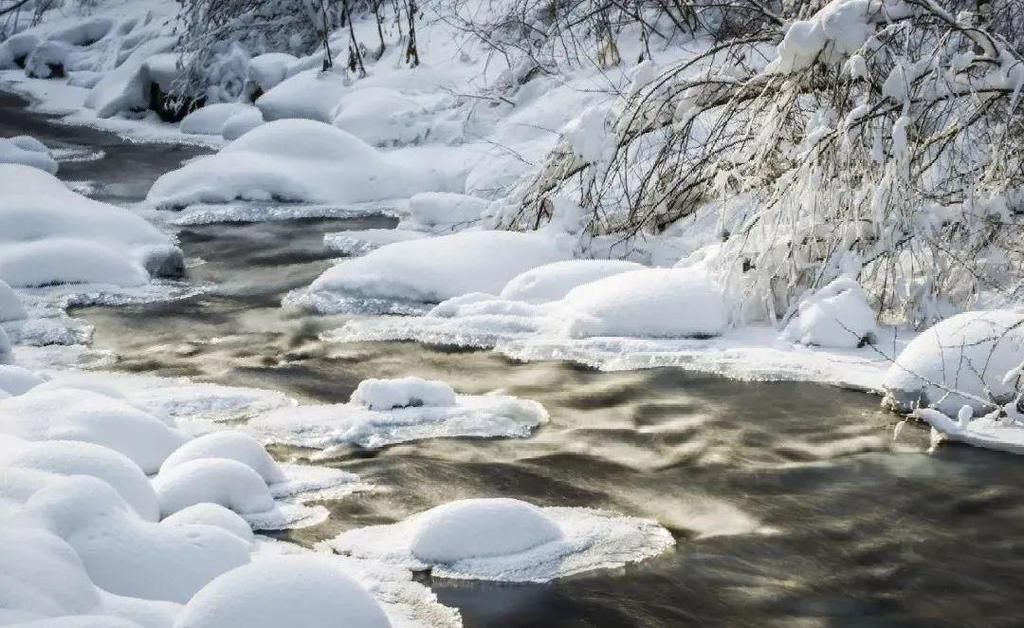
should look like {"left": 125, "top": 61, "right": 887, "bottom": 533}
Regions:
{"left": 10, "top": 90, "right": 1021, "bottom": 628}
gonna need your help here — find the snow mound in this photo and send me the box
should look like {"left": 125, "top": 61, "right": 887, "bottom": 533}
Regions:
{"left": 159, "top": 432, "right": 287, "bottom": 484}
{"left": 560, "top": 268, "right": 729, "bottom": 338}
{"left": 351, "top": 377, "right": 456, "bottom": 411}
{"left": 146, "top": 119, "right": 438, "bottom": 209}
{"left": 24, "top": 40, "right": 72, "bottom": 79}
{"left": 220, "top": 108, "right": 264, "bottom": 140}
{"left": 291, "top": 231, "right": 567, "bottom": 314}
{"left": 0, "top": 388, "right": 188, "bottom": 474}
{"left": 884, "top": 309, "right": 1024, "bottom": 414}
{"left": 0, "top": 33, "right": 40, "bottom": 69}
{"left": 161, "top": 503, "right": 255, "bottom": 546}
{"left": 329, "top": 498, "right": 674, "bottom": 582}
{"left": 0, "top": 364, "right": 43, "bottom": 394}
{"left": 0, "top": 278, "right": 28, "bottom": 322}
{"left": 256, "top": 69, "right": 346, "bottom": 123}
{"left": 500, "top": 259, "right": 646, "bottom": 304}
{"left": 152, "top": 458, "right": 275, "bottom": 517}
{"left": 323, "top": 229, "right": 427, "bottom": 257}
{"left": 402, "top": 192, "right": 487, "bottom": 231}
{"left": 248, "top": 53, "right": 297, "bottom": 93}
{"left": 0, "top": 136, "right": 58, "bottom": 173}
{"left": 83, "top": 37, "right": 176, "bottom": 118}
{"left": 248, "top": 392, "right": 547, "bottom": 450}
{"left": 783, "top": 277, "right": 877, "bottom": 348}
{"left": 332, "top": 87, "right": 427, "bottom": 147}
{"left": 0, "top": 165, "right": 180, "bottom": 288}
{"left": 180, "top": 103, "right": 258, "bottom": 136}
{"left": 174, "top": 556, "right": 391, "bottom": 628}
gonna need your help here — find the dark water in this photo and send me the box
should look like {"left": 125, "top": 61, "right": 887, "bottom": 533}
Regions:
{"left": 7, "top": 90, "right": 1024, "bottom": 628}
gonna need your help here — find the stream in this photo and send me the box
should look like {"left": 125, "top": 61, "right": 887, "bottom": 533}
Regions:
{"left": 5, "top": 90, "right": 1024, "bottom": 628}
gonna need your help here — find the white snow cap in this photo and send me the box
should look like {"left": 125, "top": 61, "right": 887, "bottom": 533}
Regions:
{"left": 403, "top": 192, "right": 488, "bottom": 231}
{"left": 884, "top": 309, "right": 1024, "bottom": 414}
{"left": 783, "top": 277, "right": 877, "bottom": 348}
{"left": 174, "top": 556, "right": 392, "bottom": 628}
{"left": 500, "top": 259, "right": 646, "bottom": 304}
{"left": 161, "top": 503, "right": 256, "bottom": 546}
{"left": 152, "top": 458, "right": 275, "bottom": 518}
{"left": 0, "top": 135, "right": 58, "bottom": 174}
{"left": 159, "top": 431, "right": 287, "bottom": 484}
{"left": 350, "top": 376, "right": 457, "bottom": 411}
{"left": 180, "top": 103, "right": 259, "bottom": 136}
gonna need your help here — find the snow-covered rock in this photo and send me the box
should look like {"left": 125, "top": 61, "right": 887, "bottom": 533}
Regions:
{"left": 0, "top": 278, "right": 28, "bottom": 322}
{"left": 0, "top": 165, "right": 181, "bottom": 287}
{"left": 161, "top": 503, "right": 255, "bottom": 546}
{"left": 83, "top": 38, "right": 176, "bottom": 118}
{"left": 329, "top": 498, "right": 674, "bottom": 582}
{"left": 783, "top": 277, "right": 877, "bottom": 348}
{"left": 403, "top": 192, "right": 488, "bottom": 231}
{"left": 50, "top": 17, "right": 114, "bottom": 46}
{"left": 152, "top": 457, "right": 275, "bottom": 518}
{"left": 256, "top": 69, "right": 346, "bottom": 122}
{"left": 351, "top": 377, "right": 456, "bottom": 411}
{"left": 180, "top": 103, "right": 258, "bottom": 136}
{"left": 173, "top": 556, "right": 391, "bottom": 628}
{"left": 25, "top": 40, "right": 73, "bottom": 78}
{"left": 0, "top": 33, "right": 40, "bottom": 69}
{"left": 248, "top": 53, "right": 297, "bottom": 93}
{"left": 293, "top": 231, "right": 567, "bottom": 313}
{"left": 0, "top": 364, "right": 44, "bottom": 395}
{"left": 159, "top": 431, "right": 286, "bottom": 484}
{"left": 559, "top": 268, "right": 729, "bottom": 338}
{"left": 884, "top": 309, "right": 1024, "bottom": 414}
{"left": 220, "top": 108, "right": 264, "bottom": 140}
{"left": 332, "top": 87, "right": 426, "bottom": 147}
{"left": 0, "top": 136, "right": 58, "bottom": 174}
{"left": 147, "top": 119, "right": 438, "bottom": 209}
{"left": 500, "top": 259, "right": 645, "bottom": 304}
{"left": 0, "top": 388, "right": 188, "bottom": 474}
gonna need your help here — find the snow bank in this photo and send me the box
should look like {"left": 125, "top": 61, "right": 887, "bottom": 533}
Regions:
{"left": 159, "top": 432, "right": 287, "bottom": 484}
{"left": 0, "top": 388, "right": 187, "bottom": 474}
{"left": 403, "top": 192, "right": 488, "bottom": 231}
{"left": 329, "top": 498, "right": 674, "bottom": 582}
{"left": 173, "top": 556, "right": 391, "bottom": 628}
{"left": 0, "top": 279, "right": 27, "bottom": 322}
{"left": 255, "top": 69, "right": 346, "bottom": 123}
{"left": 220, "top": 108, "right": 264, "bottom": 140}
{"left": 152, "top": 458, "right": 274, "bottom": 517}
{"left": 351, "top": 377, "right": 456, "bottom": 411}
{"left": 0, "top": 165, "right": 181, "bottom": 288}
{"left": 500, "top": 259, "right": 645, "bottom": 304}
{"left": 783, "top": 277, "right": 877, "bottom": 348}
{"left": 292, "top": 231, "right": 566, "bottom": 313}
{"left": 884, "top": 309, "right": 1024, "bottom": 414}
{"left": 161, "top": 503, "right": 255, "bottom": 546}
{"left": 0, "top": 135, "right": 58, "bottom": 173}
{"left": 248, "top": 391, "right": 548, "bottom": 450}
{"left": 146, "top": 119, "right": 438, "bottom": 209}
{"left": 560, "top": 268, "right": 729, "bottom": 338}
{"left": 180, "top": 103, "right": 258, "bottom": 136}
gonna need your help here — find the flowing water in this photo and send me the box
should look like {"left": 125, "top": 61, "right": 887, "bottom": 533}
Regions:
{"left": 6, "top": 91, "right": 1024, "bottom": 628}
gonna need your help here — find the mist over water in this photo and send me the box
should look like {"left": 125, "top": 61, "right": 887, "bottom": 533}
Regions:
{"left": 9, "top": 91, "right": 1024, "bottom": 628}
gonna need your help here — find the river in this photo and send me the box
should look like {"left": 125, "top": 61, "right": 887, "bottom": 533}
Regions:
{"left": 4, "top": 90, "right": 1024, "bottom": 628}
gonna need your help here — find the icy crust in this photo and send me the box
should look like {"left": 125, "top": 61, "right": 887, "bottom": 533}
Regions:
{"left": 351, "top": 377, "right": 457, "bottom": 411}
{"left": 323, "top": 229, "right": 427, "bottom": 257}
{"left": 327, "top": 499, "right": 674, "bottom": 582}
{"left": 146, "top": 119, "right": 442, "bottom": 209}
{"left": 914, "top": 406, "right": 1024, "bottom": 456}
{"left": 166, "top": 202, "right": 393, "bottom": 227}
{"left": 247, "top": 393, "right": 548, "bottom": 450}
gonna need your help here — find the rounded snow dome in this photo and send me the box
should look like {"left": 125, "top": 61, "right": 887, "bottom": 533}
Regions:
{"left": 174, "top": 556, "right": 391, "bottom": 628}
{"left": 153, "top": 458, "right": 274, "bottom": 517}
{"left": 159, "top": 431, "right": 286, "bottom": 484}
{"left": 410, "top": 498, "right": 564, "bottom": 563}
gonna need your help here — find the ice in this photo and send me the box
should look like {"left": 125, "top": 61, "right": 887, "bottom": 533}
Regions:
{"left": 180, "top": 103, "right": 259, "bottom": 136}
{"left": 146, "top": 119, "right": 441, "bottom": 209}
{"left": 0, "top": 165, "right": 181, "bottom": 288}
{"left": 159, "top": 432, "right": 288, "bottom": 484}
{"left": 289, "top": 230, "right": 567, "bottom": 314}
{"left": 328, "top": 498, "right": 674, "bottom": 582}
{"left": 782, "top": 277, "right": 878, "bottom": 349}
{"left": 351, "top": 376, "right": 457, "bottom": 411}
{"left": 160, "top": 503, "right": 256, "bottom": 546}
{"left": 0, "top": 135, "right": 58, "bottom": 173}
{"left": 323, "top": 229, "right": 427, "bottom": 256}
{"left": 883, "top": 309, "right": 1024, "bottom": 414}
{"left": 0, "top": 388, "right": 188, "bottom": 474}
{"left": 173, "top": 556, "right": 391, "bottom": 628}
{"left": 256, "top": 69, "right": 347, "bottom": 123}
{"left": 247, "top": 391, "right": 548, "bottom": 450}
{"left": 499, "top": 259, "right": 646, "bottom": 304}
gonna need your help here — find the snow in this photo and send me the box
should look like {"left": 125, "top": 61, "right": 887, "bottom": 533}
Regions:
{"left": 248, "top": 53, "right": 297, "bottom": 93}
{"left": 402, "top": 192, "right": 488, "bottom": 231}
{"left": 0, "top": 388, "right": 188, "bottom": 474}
{"left": 173, "top": 556, "right": 391, "bottom": 628}
{"left": 0, "top": 135, "right": 58, "bottom": 173}
{"left": 180, "top": 103, "right": 258, "bottom": 136}
{"left": 83, "top": 37, "right": 176, "bottom": 118}
{"left": 255, "top": 69, "right": 347, "bottom": 123}
{"left": 323, "top": 229, "right": 427, "bottom": 256}
{"left": 146, "top": 119, "right": 440, "bottom": 209}
{"left": 290, "top": 230, "right": 567, "bottom": 314}
{"left": 0, "top": 165, "right": 180, "bottom": 288}
{"left": 0, "top": 365, "right": 43, "bottom": 394}
{"left": 0, "top": 279, "right": 28, "bottom": 322}
{"left": 161, "top": 503, "right": 255, "bottom": 546}
{"left": 159, "top": 432, "right": 288, "bottom": 484}
{"left": 331, "top": 87, "right": 431, "bottom": 147}
{"left": 0, "top": 327, "right": 12, "bottom": 364}
{"left": 559, "top": 268, "right": 729, "bottom": 338}
{"left": 25, "top": 40, "right": 73, "bottom": 79}
{"left": 220, "top": 108, "right": 264, "bottom": 140}
{"left": 883, "top": 309, "right": 1024, "bottom": 414}
{"left": 247, "top": 390, "right": 548, "bottom": 450}
{"left": 351, "top": 377, "right": 457, "bottom": 411}
{"left": 329, "top": 498, "right": 674, "bottom": 582}
{"left": 152, "top": 458, "right": 275, "bottom": 518}
{"left": 499, "top": 259, "right": 646, "bottom": 304}
{"left": 782, "top": 277, "right": 878, "bottom": 349}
